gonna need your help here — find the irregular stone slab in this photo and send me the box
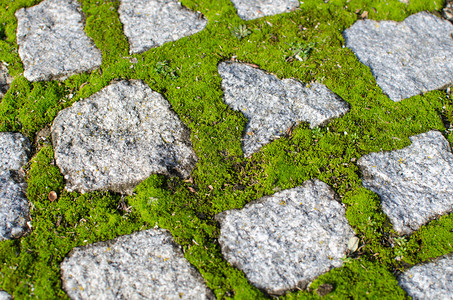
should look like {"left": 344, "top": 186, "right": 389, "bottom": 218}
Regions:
{"left": 216, "top": 179, "right": 355, "bottom": 295}
{"left": 218, "top": 62, "right": 349, "bottom": 156}
{"left": 51, "top": 80, "right": 197, "bottom": 194}
{"left": 398, "top": 254, "right": 453, "bottom": 299}
{"left": 358, "top": 131, "right": 453, "bottom": 235}
{"left": 61, "top": 229, "right": 214, "bottom": 299}
{"left": 0, "top": 132, "right": 31, "bottom": 241}
{"left": 343, "top": 12, "right": 453, "bottom": 101}
{"left": 0, "top": 132, "right": 31, "bottom": 172}
{"left": 230, "top": 0, "right": 299, "bottom": 21}
{"left": 118, "top": 0, "right": 207, "bottom": 54}
{"left": 0, "top": 291, "right": 11, "bottom": 300}
{"left": 0, "top": 63, "right": 13, "bottom": 100}
{"left": 15, "top": 0, "right": 102, "bottom": 82}
{"left": 0, "top": 172, "right": 29, "bottom": 241}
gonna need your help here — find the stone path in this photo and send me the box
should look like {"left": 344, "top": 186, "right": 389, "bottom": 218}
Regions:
{"left": 1, "top": 0, "right": 453, "bottom": 299}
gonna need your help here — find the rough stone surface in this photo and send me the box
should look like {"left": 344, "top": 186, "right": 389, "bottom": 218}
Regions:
{"left": 0, "top": 132, "right": 30, "bottom": 172}
{"left": 218, "top": 62, "right": 349, "bottom": 156}
{"left": 0, "top": 132, "right": 30, "bottom": 241}
{"left": 51, "top": 80, "right": 197, "bottom": 194}
{"left": 216, "top": 179, "right": 356, "bottom": 295}
{"left": 61, "top": 229, "right": 214, "bottom": 300}
{"left": 230, "top": 0, "right": 299, "bottom": 20}
{"left": 358, "top": 131, "right": 453, "bottom": 235}
{"left": 0, "top": 291, "right": 11, "bottom": 300}
{"left": 0, "top": 172, "right": 29, "bottom": 241}
{"left": 0, "top": 63, "right": 13, "bottom": 100}
{"left": 443, "top": 0, "right": 453, "bottom": 22}
{"left": 118, "top": 0, "right": 207, "bottom": 54}
{"left": 343, "top": 12, "right": 453, "bottom": 102}
{"left": 398, "top": 254, "right": 453, "bottom": 299}
{"left": 15, "top": 0, "right": 102, "bottom": 82}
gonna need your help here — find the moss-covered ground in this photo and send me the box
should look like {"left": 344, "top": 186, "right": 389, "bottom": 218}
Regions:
{"left": 0, "top": 0, "right": 452, "bottom": 298}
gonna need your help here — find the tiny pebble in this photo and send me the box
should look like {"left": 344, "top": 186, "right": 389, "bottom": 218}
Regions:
{"left": 48, "top": 191, "right": 58, "bottom": 202}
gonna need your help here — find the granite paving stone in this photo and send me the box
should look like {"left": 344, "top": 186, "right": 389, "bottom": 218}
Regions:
{"left": 216, "top": 179, "right": 356, "bottom": 295}
{"left": 51, "top": 80, "right": 197, "bottom": 194}
{"left": 118, "top": 0, "right": 207, "bottom": 54}
{"left": 358, "top": 131, "right": 453, "bottom": 235}
{"left": 15, "top": 0, "right": 102, "bottom": 82}
{"left": 0, "top": 132, "right": 31, "bottom": 241}
{"left": 0, "top": 133, "right": 30, "bottom": 172}
{"left": 444, "top": 0, "right": 453, "bottom": 22}
{"left": 398, "top": 254, "right": 453, "bottom": 299}
{"left": 343, "top": 12, "right": 453, "bottom": 101}
{"left": 60, "top": 228, "right": 214, "bottom": 300}
{"left": 0, "top": 63, "right": 13, "bottom": 101}
{"left": 218, "top": 62, "right": 349, "bottom": 156}
{"left": 0, "top": 291, "right": 11, "bottom": 300}
{"left": 0, "top": 172, "right": 29, "bottom": 241}
{"left": 230, "top": 0, "right": 300, "bottom": 20}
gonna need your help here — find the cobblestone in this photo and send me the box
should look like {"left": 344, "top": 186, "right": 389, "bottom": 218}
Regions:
{"left": 15, "top": 0, "right": 102, "bottom": 81}
{"left": 61, "top": 229, "right": 214, "bottom": 299}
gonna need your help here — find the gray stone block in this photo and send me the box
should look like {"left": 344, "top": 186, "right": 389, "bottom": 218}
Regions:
{"left": 216, "top": 179, "right": 355, "bottom": 295}
{"left": 0, "top": 63, "right": 13, "bottom": 101}
{"left": 218, "top": 62, "right": 349, "bottom": 156}
{"left": 230, "top": 0, "right": 299, "bottom": 21}
{"left": 118, "top": 0, "right": 207, "bottom": 54}
{"left": 60, "top": 229, "right": 214, "bottom": 300}
{"left": 15, "top": 0, "right": 102, "bottom": 82}
{"left": 0, "top": 171, "right": 29, "bottom": 241}
{"left": 443, "top": 0, "right": 453, "bottom": 22}
{"left": 344, "top": 12, "right": 453, "bottom": 101}
{"left": 51, "top": 80, "right": 197, "bottom": 194}
{"left": 0, "top": 291, "right": 11, "bottom": 300}
{"left": 0, "top": 132, "right": 31, "bottom": 241}
{"left": 0, "top": 132, "right": 30, "bottom": 173}
{"left": 358, "top": 131, "right": 453, "bottom": 235}
{"left": 398, "top": 254, "right": 453, "bottom": 299}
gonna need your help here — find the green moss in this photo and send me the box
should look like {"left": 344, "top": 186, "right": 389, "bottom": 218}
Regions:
{"left": 302, "top": 258, "right": 408, "bottom": 299}
{"left": 80, "top": 0, "right": 129, "bottom": 64}
{"left": 411, "top": 214, "right": 453, "bottom": 262}
{"left": 0, "top": 0, "right": 451, "bottom": 298}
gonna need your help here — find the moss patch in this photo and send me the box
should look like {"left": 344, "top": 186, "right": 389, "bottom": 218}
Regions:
{"left": 0, "top": 0, "right": 451, "bottom": 298}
